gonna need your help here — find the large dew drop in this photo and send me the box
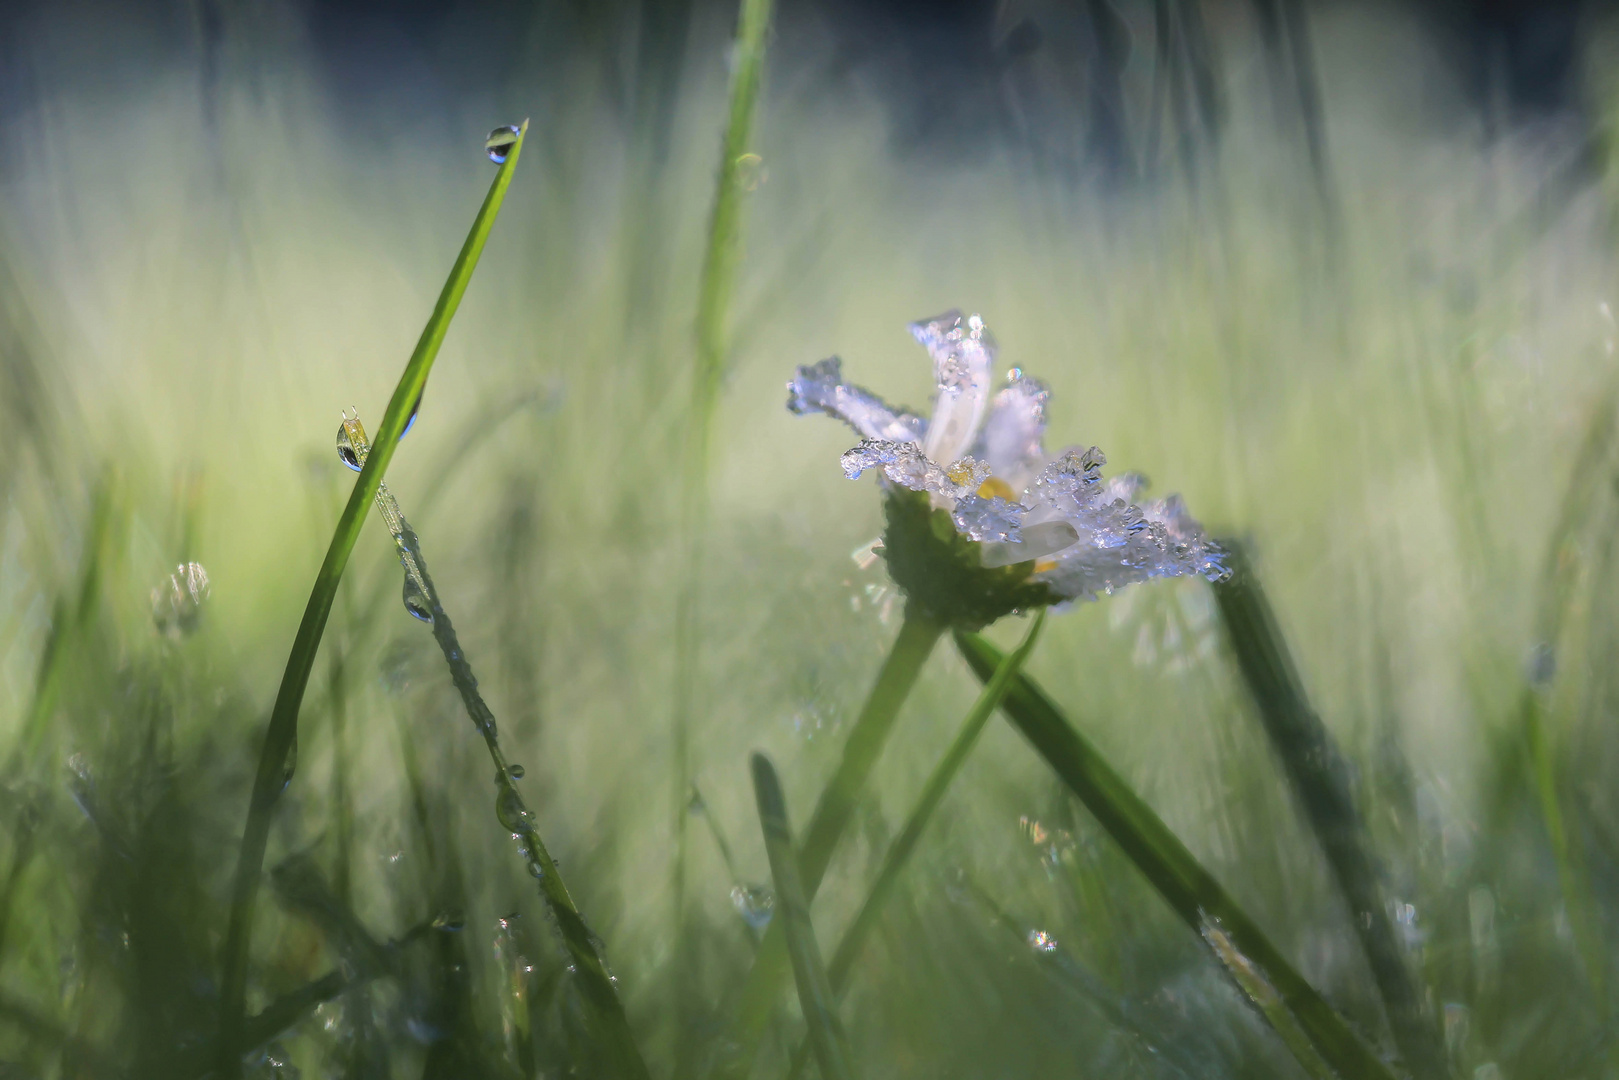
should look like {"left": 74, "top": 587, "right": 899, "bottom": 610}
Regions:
{"left": 730, "top": 884, "right": 775, "bottom": 932}
{"left": 337, "top": 392, "right": 421, "bottom": 473}
{"left": 485, "top": 126, "right": 520, "bottom": 164}
{"left": 402, "top": 576, "right": 433, "bottom": 624}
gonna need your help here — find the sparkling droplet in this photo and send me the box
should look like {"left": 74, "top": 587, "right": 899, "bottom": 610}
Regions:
{"left": 151, "top": 562, "right": 211, "bottom": 638}
{"left": 403, "top": 576, "right": 433, "bottom": 623}
{"left": 496, "top": 784, "right": 528, "bottom": 831}
{"left": 402, "top": 390, "right": 422, "bottom": 437}
{"left": 336, "top": 423, "right": 362, "bottom": 472}
{"left": 734, "top": 152, "right": 765, "bottom": 191}
{"left": 506, "top": 764, "right": 525, "bottom": 779}
{"left": 1026, "top": 928, "right": 1057, "bottom": 952}
{"left": 280, "top": 729, "right": 298, "bottom": 792}
{"left": 485, "top": 125, "right": 520, "bottom": 164}
{"left": 730, "top": 884, "right": 775, "bottom": 932}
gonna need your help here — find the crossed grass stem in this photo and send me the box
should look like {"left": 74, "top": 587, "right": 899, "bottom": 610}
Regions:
{"left": 339, "top": 412, "right": 650, "bottom": 1079}
{"left": 215, "top": 124, "right": 524, "bottom": 1078}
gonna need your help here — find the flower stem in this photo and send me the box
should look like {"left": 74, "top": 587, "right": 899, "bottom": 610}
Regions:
{"left": 785, "top": 610, "right": 1045, "bottom": 1080}
{"left": 715, "top": 608, "right": 942, "bottom": 1080}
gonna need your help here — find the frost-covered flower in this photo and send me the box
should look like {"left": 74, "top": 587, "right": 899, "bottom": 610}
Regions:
{"left": 788, "top": 310, "right": 1226, "bottom": 627}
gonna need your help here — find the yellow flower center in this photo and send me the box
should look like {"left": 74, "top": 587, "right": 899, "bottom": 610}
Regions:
{"left": 976, "top": 476, "right": 1015, "bottom": 501}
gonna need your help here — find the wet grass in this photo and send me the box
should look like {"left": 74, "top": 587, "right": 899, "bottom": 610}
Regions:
{"left": 0, "top": 1, "right": 1617, "bottom": 1078}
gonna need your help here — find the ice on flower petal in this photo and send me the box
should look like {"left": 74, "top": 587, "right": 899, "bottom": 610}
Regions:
{"left": 911, "top": 310, "right": 996, "bottom": 465}
{"left": 952, "top": 494, "right": 1025, "bottom": 543}
{"left": 842, "top": 439, "right": 992, "bottom": 501}
{"left": 842, "top": 439, "right": 931, "bottom": 488}
{"left": 787, "top": 357, "right": 928, "bottom": 443}
{"left": 980, "top": 519, "right": 1081, "bottom": 568}
{"left": 974, "top": 375, "right": 1049, "bottom": 491}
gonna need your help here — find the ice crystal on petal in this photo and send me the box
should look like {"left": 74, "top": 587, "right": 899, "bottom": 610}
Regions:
{"left": 841, "top": 439, "right": 932, "bottom": 488}
{"left": 911, "top": 310, "right": 996, "bottom": 464}
{"left": 787, "top": 357, "right": 928, "bottom": 443}
{"left": 841, "top": 439, "right": 991, "bottom": 501}
{"left": 974, "top": 375, "right": 1049, "bottom": 491}
{"left": 952, "top": 494, "right": 1025, "bottom": 543}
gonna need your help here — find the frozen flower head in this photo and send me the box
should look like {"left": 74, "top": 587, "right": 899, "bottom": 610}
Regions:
{"left": 788, "top": 310, "right": 1227, "bottom": 629}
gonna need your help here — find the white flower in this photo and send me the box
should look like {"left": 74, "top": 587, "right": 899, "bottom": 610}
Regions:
{"left": 787, "top": 309, "right": 1227, "bottom": 603}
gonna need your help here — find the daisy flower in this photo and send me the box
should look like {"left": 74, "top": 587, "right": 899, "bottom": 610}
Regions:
{"left": 788, "top": 309, "right": 1226, "bottom": 628}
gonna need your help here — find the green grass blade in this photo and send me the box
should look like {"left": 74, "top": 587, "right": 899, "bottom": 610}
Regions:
{"left": 716, "top": 609, "right": 942, "bottom": 1079}
{"left": 213, "top": 120, "right": 528, "bottom": 1079}
{"left": 783, "top": 611, "right": 1044, "bottom": 1080}
{"left": 954, "top": 630, "right": 1397, "bottom": 1080}
{"left": 671, "top": 0, "right": 775, "bottom": 1061}
{"left": 751, "top": 753, "right": 859, "bottom": 1080}
{"left": 12, "top": 475, "right": 112, "bottom": 768}
{"left": 1211, "top": 542, "right": 1445, "bottom": 1080}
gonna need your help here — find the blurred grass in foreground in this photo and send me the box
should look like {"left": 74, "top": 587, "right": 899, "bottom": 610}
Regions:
{"left": 0, "top": 0, "right": 1618, "bottom": 1076}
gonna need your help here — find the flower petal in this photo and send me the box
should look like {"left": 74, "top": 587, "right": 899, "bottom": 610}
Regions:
{"left": 787, "top": 356, "right": 928, "bottom": 443}
{"left": 979, "top": 519, "right": 1080, "bottom": 568}
{"left": 910, "top": 310, "right": 996, "bottom": 464}
{"left": 840, "top": 439, "right": 989, "bottom": 501}
{"left": 973, "top": 374, "right": 1049, "bottom": 492}
{"left": 1022, "top": 450, "right": 1228, "bottom": 600}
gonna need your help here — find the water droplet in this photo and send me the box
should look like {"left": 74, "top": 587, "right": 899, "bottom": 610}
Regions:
{"left": 280, "top": 729, "right": 298, "bottom": 792}
{"left": 402, "top": 390, "right": 421, "bottom": 437}
{"left": 496, "top": 784, "right": 528, "bottom": 831}
{"left": 403, "top": 576, "right": 433, "bottom": 623}
{"left": 336, "top": 423, "right": 362, "bottom": 472}
{"left": 485, "top": 125, "right": 520, "bottom": 163}
{"left": 734, "top": 152, "right": 765, "bottom": 191}
{"left": 506, "top": 763, "right": 525, "bottom": 779}
{"left": 1026, "top": 928, "right": 1057, "bottom": 952}
{"left": 730, "top": 884, "right": 775, "bottom": 932}
{"left": 151, "top": 562, "right": 211, "bottom": 638}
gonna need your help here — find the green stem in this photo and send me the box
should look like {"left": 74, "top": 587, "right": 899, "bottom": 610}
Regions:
{"left": 1211, "top": 543, "right": 1446, "bottom": 1080}
{"left": 955, "top": 630, "right": 1397, "bottom": 1080}
{"left": 752, "top": 754, "right": 860, "bottom": 1080}
{"left": 715, "top": 608, "right": 942, "bottom": 1079}
{"left": 212, "top": 122, "right": 527, "bottom": 1079}
{"left": 671, "top": 0, "right": 774, "bottom": 1064}
{"left": 785, "top": 611, "right": 1044, "bottom": 1080}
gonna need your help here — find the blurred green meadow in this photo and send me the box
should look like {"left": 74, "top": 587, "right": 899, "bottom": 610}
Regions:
{"left": 0, "top": 0, "right": 1617, "bottom": 1076}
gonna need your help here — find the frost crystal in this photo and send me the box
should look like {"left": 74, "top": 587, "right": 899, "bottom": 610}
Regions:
{"left": 911, "top": 310, "right": 995, "bottom": 464}
{"left": 789, "top": 310, "right": 1228, "bottom": 606}
{"left": 787, "top": 357, "right": 927, "bottom": 443}
{"left": 952, "top": 495, "right": 1024, "bottom": 543}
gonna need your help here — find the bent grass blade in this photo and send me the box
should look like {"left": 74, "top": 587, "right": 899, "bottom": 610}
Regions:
{"left": 715, "top": 609, "right": 943, "bottom": 1079}
{"left": 1211, "top": 542, "right": 1445, "bottom": 1080}
{"left": 954, "top": 630, "right": 1397, "bottom": 1080}
{"left": 214, "top": 120, "right": 528, "bottom": 1079}
{"left": 751, "top": 753, "right": 859, "bottom": 1080}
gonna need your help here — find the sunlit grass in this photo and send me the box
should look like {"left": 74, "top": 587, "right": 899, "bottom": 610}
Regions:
{"left": 0, "top": 2, "right": 1614, "bottom": 1077}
